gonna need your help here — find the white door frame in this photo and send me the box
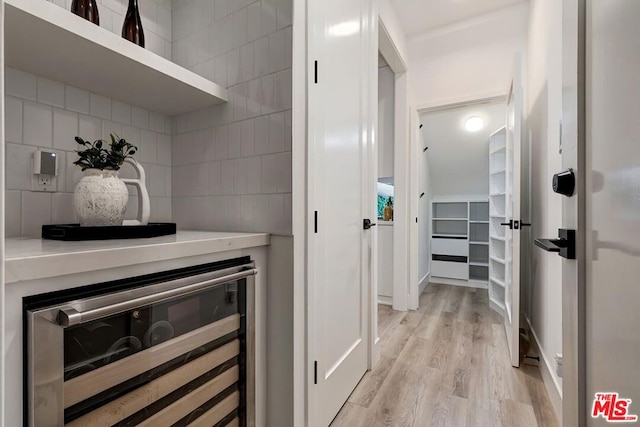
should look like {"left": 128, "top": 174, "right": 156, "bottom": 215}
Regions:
{"left": 409, "top": 94, "right": 506, "bottom": 311}
{"left": 561, "top": 0, "right": 586, "bottom": 424}
{"left": 378, "top": 19, "right": 410, "bottom": 313}
{"left": 292, "top": 3, "right": 411, "bottom": 425}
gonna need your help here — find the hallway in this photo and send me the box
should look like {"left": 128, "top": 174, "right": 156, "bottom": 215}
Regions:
{"left": 331, "top": 284, "right": 559, "bottom": 427}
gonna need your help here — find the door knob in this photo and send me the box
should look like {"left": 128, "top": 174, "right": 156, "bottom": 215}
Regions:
{"left": 363, "top": 219, "right": 377, "bottom": 230}
{"left": 500, "top": 220, "right": 513, "bottom": 229}
{"left": 534, "top": 229, "right": 576, "bottom": 259}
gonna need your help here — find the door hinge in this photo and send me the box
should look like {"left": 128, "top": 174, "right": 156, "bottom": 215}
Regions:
{"left": 314, "top": 361, "right": 318, "bottom": 384}
{"left": 314, "top": 61, "right": 318, "bottom": 84}
{"left": 314, "top": 211, "right": 318, "bottom": 233}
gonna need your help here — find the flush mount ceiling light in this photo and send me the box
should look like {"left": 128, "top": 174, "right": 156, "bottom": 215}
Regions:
{"left": 464, "top": 116, "right": 484, "bottom": 132}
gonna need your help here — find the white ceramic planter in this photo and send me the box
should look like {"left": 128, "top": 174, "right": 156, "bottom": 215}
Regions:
{"left": 73, "top": 169, "right": 129, "bottom": 226}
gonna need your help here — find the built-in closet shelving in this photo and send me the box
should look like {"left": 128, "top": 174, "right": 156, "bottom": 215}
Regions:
{"left": 5, "top": 0, "right": 227, "bottom": 115}
{"left": 489, "top": 127, "right": 507, "bottom": 315}
{"left": 430, "top": 200, "right": 489, "bottom": 287}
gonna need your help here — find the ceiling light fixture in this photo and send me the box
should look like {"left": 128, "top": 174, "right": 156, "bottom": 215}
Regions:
{"left": 464, "top": 116, "right": 484, "bottom": 132}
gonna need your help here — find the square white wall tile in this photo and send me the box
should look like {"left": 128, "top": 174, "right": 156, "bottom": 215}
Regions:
{"left": 23, "top": 101, "right": 53, "bottom": 147}
{"left": 37, "top": 77, "right": 65, "bottom": 108}
{"left": 21, "top": 192, "right": 52, "bottom": 237}
{"left": 6, "top": 96, "right": 23, "bottom": 144}
{"left": 65, "top": 86, "right": 91, "bottom": 114}
{"left": 6, "top": 143, "right": 36, "bottom": 191}
{"left": 141, "top": 130, "right": 158, "bottom": 163}
{"left": 6, "top": 68, "right": 37, "bottom": 100}
{"left": 53, "top": 108, "right": 79, "bottom": 151}
{"left": 5, "top": 191, "right": 22, "bottom": 238}
{"left": 52, "top": 193, "right": 77, "bottom": 224}
{"left": 112, "top": 101, "right": 132, "bottom": 125}
{"left": 90, "top": 94, "right": 112, "bottom": 120}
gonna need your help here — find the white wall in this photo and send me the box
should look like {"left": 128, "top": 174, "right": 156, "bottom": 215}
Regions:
{"left": 378, "top": 65, "right": 395, "bottom": 179}
{"left": 378, "top": 0, "right": 409, "bottom": 68}
{"left": 420, "top": 101, "right": 505, "bottom": 199}
{"left": 525, "top": 0, "right": 563, "bottom": 415}
{"left": 407, "top": 3, "right": 528, "bottom": 108}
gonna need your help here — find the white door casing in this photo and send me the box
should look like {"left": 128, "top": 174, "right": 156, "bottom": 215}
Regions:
{"left": 307, "top": 0, "right": 374, "bottom": 425}
{"left": 504, "top": 56, "right": 523, "bottom": 368}
{"left": 561, "top": 0, "right": 585, "bottom": 424}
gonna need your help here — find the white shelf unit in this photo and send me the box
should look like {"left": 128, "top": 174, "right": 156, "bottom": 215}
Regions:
{"left": 489, "top": 127, "right": 507, "bottom": 312}
{"left": 430, "top": 200, "right": 489, "bottom": 286}
{"left": 5, "top": 0, "right": 227, "bottom": 115}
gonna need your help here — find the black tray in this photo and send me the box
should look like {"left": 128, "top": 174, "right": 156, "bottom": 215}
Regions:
{"left": 42, "top": 223, "right": 177, "bottom": 241}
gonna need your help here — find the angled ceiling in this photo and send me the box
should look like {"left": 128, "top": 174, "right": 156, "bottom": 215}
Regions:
{"left": 388, "top": 0, "right": 527, "bottom": 37}
{"left": 421, "top": 100, "right": 506, "bottom": 198}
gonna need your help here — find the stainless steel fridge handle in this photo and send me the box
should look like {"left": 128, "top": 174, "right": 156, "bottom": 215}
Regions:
{"left": 57, "top": 268, "right": 258, "bottom": 327}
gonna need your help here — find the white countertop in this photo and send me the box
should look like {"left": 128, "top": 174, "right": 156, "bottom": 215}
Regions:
{"left": 5, "top": 231, "right": 270, "bottom": 284}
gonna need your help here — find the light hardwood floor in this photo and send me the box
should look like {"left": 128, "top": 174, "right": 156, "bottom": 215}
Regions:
{"left": 330, "top": 284, "right": 559, "bottom": 427}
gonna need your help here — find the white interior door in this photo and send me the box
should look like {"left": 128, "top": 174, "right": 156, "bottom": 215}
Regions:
{"left": 308, "top": 0, "right": 371, "bottom": 425}
{"left": 504, "top": 57, "right": 523, "bottom": 368}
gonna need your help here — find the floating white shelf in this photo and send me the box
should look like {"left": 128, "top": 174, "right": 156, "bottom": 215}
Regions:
{"left": 469, "top": 241, "right": 489, "bottom": 246}
{"left": 490, "top": 214, "right": 506, "bottom": 219}
{"left": 5, "top": 0, "right": 228, "bottom": 115}
{"left": 469, "top": 220, "right": 489, "bottom": 224}
{"left": 432, "top": 234, "right": 468, "bottom": 238}
{"left": 491, "top": 278, "right": 506, "bottom": 288}
{"left": 491, "top": 170, "right": 506, "bottom": 176}
{"left": 490, "top": 146, "right": 506, "bottom": 154}
{"left": 490, "top": 256, "right": 505, "bottom": 264}
{"left": 490, "top": 235, "right": 506, "bottom": 242}
{"left": 470, "top": 262, "right": 489, "bottom": 267}
{"left": 433, "top": 218, "right": 468, "bottom": 221}
{"left": 490, "top": 192, "right": 506, "bottom": 197}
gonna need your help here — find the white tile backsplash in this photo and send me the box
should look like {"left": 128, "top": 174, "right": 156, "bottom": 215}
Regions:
{"left": 5, "top": 190, "right": 22, "bottom": 238}
{"left": 37, "top": 77, "right": 65, "bottom": 108}
{"left": 90, "top": 94, "right": 112, "bottom": 120}
{"left": 65, "top": 86, "right": 91, "bottom": 114}
{"left": 171, "top": 0, "right": 292, "bottom": 234}
{"left": 23, "top": 101, "right": 53, "bottom": 147}
{"left": 6, "top": 68, "right": 37, "bottom": 101}
{"left": 6, "top": 96, "right": 23, "bottom": 144}
{"left": 5, "top": 67, "right": 172, "bottom": 237}
{"left": 21, "top": 192, "right": 52, "bottom": 237}
{"left": 79, "top": 114, "right": 102, "bottom": 143}
{"left": 53, "top": 108, "right": 79, "bottom": 151}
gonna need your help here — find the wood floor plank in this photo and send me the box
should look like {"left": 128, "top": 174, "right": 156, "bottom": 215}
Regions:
{"left": 499, "top": 399, "right": 538, "bottom": 427}
{"left": 332, "top": 284, "right": 558, "bottom": 427}
{"left": 429, "top": 393, "right": 468, "bottom": 427}
{"left": 347, "top": 355, "right": 395, "bottom": 408}
{"left": 522, "top": 365, "right": 560, "bottom": 427}
{"left": 363, "top": 336, "right": 440, "bottom": 427}
{"left": 330, "top": 402, "right": 369, "bottom": 427}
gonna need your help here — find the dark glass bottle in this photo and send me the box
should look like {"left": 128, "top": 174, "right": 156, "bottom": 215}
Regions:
{"left": 71, "top": 0, "right": 100, "bottom": 25}
{"left": 122, "top": 0, "right": 145, "bottom": 48}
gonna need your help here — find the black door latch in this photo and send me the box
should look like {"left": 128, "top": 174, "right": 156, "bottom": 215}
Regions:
{"left": 534, "top": 229, "right": 576, "bottom": 259}
{"left": 363, "top": 219, "right": 377, "bottom": 230}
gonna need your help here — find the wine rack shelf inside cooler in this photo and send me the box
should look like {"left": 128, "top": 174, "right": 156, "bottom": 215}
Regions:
{"left": 4, "top": 0, "right": 228, "bottom": 115}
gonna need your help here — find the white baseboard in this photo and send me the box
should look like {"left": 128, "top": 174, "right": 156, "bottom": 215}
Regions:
{"left": 430, "top": 276, "right": 487, "bottom": 289}
{"left": 525, "top": 317, "right": 563, "bottom": 421}
{"left": 418, "top": 272, "right": 430, "bottom": 295}
{"left": 378, "top": 295, "right": 393, "bottom": 306}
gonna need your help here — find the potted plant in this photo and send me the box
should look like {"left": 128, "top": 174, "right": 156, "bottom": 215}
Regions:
{"left": 73, "top": 134, "right": 137, "bottom": 226}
